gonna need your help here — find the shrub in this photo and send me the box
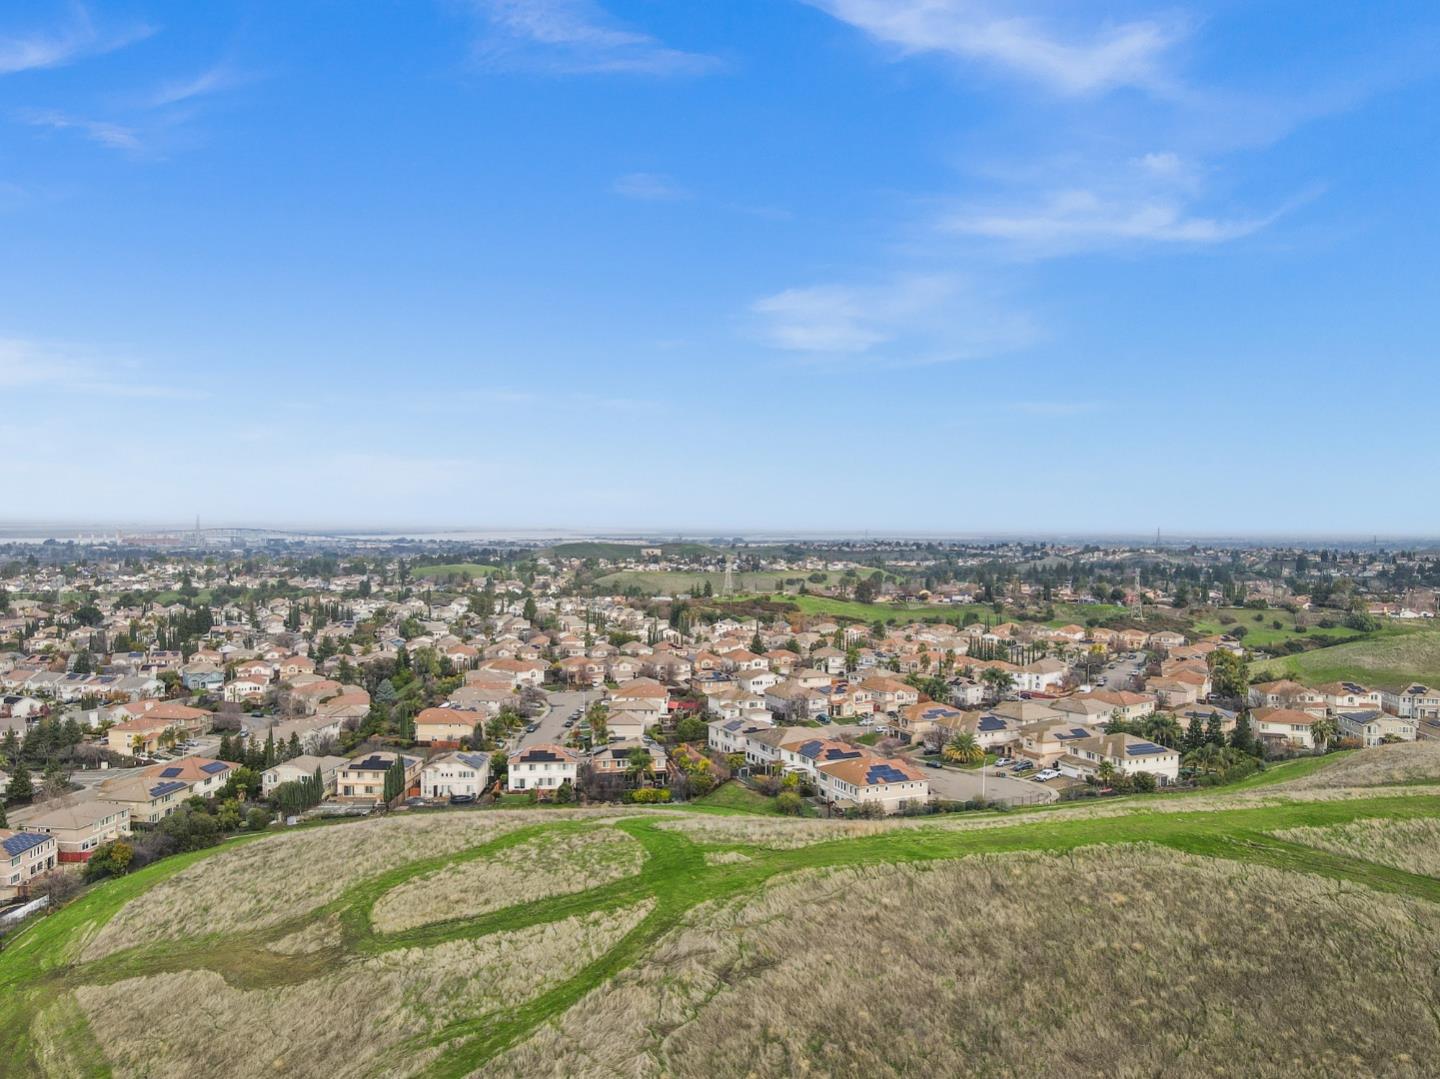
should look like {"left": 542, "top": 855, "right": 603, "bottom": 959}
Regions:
{"left": 775, "top": 791, "right": 804, "bottom": 815}
{"left": 84, "top": 840, "right": 135, "bottom": 882}
{"left": 246, "top": 807, "right": 274, "bottom": 831}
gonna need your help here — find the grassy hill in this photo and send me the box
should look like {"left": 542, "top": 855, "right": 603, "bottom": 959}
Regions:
{"left": 1253, "top": 627, "right": 1440, "bottom": 687}
{"left": 7, "top": 749, "right": 1440, "bottom": 1076}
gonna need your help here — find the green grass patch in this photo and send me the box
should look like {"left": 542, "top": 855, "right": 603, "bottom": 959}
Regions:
{"left": 1252, "top": 628, "right": 1440, "bottom": 687}
{"left": 693, "top": 782, "right": 779, "bottom": 815}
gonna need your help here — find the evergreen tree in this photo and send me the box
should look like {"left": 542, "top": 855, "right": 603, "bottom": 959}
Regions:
{"left": 286, "top": 732, "right": 302, "bottom": 760}
{"left": 0, "top": 801, "right": 7, "bottom": 827}
{"left": 1205, "top": 713, "right": 1226, "bottom": 747}
{"left": 1183, "top": 715, "right": 1206, "bottom": 752}
{"left": 1230, "top": 711, "right": 1257, "bottom": 755}
{"left": 6, "top": 762, "right": 34, "bottom": 803}
{"left": 263, "top": 731, "right": 277, "bottom": 769}
{"left": 217, "top": 733, "right": 234, "bottom": 762}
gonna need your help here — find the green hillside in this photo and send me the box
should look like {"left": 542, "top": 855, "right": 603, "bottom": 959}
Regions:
{"left": 7, "top": 748, "right": 1440, "bottom": 1077}
{"left": 1253, "top": 627, "right": 1440, "bottom": 688}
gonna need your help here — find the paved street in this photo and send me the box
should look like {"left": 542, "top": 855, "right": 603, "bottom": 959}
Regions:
{"left": 917, "top": 762, "right": 1058, "bottom": 806}
{"left": 1093, "top": 652, "right": 1147, "bottom": 692}
{"left": 514, "top": 688, "right": 595, "bottom": 752}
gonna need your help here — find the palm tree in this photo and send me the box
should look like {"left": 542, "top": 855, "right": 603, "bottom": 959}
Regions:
{"left": 1141, "top": 714, "right": 1183, "bottom": 749}
{"left": 1096, "top": 760, "right": 1117, "bottom": 787}
{"left": 943, "top": 732, "right": 983, "bottom": 765}
{"left": 626, "top": 747, "right": 654, "bottom": 787}
{"left": 1310, "top": 716, "right": 1337, "bottom": 753}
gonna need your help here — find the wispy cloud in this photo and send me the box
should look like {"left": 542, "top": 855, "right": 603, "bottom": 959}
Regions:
{"left": 944, "top": 187, "right": 1279, "bottom": 255}
{"left": 611, "top": 171, "right": 690, "bottom": 201}
{"left": 0, "top": 7, "right": 153, "bottom": 77}
{"left": 18, "top": 108, "right": 141, "bottom": 151}
{"left": 802, "top": 0, "right": 1185, "bottom": 96}
{"left": 750, "top": 273, "right": 1038, "bottom": 365}
{"left": 148, "top": 63, "right": 250, "bottom": 108}
{"left": 464, "top": 0, "right": 719, "bottom": 76}
{"left": 0, "top": 339, "right": 208, "bottom": 399}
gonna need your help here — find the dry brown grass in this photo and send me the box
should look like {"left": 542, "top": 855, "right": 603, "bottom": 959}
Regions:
{"left": 84, "top": 809, "right": 624, "bottom": 962}
{"left": 1275, "top": 817, "right": 1440, "bottom": 878}
{"left": 371, "top": 828, "right": 645, "bottom": 934}
{"left": 481, "top": 846, "right": 1440, "bottom": 1079}
{"left": 658, "top": 784, "right": 1440, "bottom": 851}
{"left": 266, "top": 915, "right": 345, "bottom": 956}
{"left": 1286, "top": 741, "right": 1440, "bottom": 790}
{"left": 703, "top": 851, "right": 751, "bottom": 866}
{"left": 75, "top": 901, "right": 653, "bottom": 1079}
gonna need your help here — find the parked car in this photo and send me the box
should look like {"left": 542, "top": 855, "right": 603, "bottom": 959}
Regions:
{"left": 925, "top": 759, "right": 943, "bottom": 768}
{"left": 994, "top": 757, "right": 1013, "bottom": 767}
{"left": 1012, "top": 761, "right": 1035, "bottom": 773}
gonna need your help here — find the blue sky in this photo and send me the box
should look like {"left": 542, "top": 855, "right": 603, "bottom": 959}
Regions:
{"left": 2, "top": 1, "right": 1438, "bottom": 535}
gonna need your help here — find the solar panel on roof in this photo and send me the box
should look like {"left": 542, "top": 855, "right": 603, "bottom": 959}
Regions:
{"left": 978, "top": 716, "right": 1006, "bottom": 731}
{"left": 1, "top": 832, "right": 50, "bottom": 858}
{"left": 148, "top": 781, "right": 188, "bottom": 797}
{"left": 200, "top": 761, "right": 229, "bottom": 774}
{"left": 866, "top": 764, "right": 911, "bottom": 784}
{"left": 1127, "top": 741, "right": 1167, "bottom": 755}
{"left": 159, "top": 767, "right": 183, "bottom": 778}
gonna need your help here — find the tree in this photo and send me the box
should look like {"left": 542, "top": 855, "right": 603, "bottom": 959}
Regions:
{"left": 1140, "top": 714, "right": 1183, "bottom": 750}
{"left": 84, "top": 840, "right": 134, "bottom": 881}
{"left": 1095, "top": 760, "right": 1117, "bottom": 787}
{"left": 1131, "top": 771, "right": 1157, "bottom": 793}
{"left": 6, "top": 762, "right": 34, "bottom": 803}
{"left": 1208, "top": 649, "right": 1250, "bottom": 701}
{"left": 1183, "top": 715, "right": 1206, "bottom": 753}
{"left": 1310, "top": 716, "right": 1338, "bottom": 753}
{"left": 554, "top": 779, "right": 575, "bottom": 804}
{"left": 1230, "top": 711, "right": 1257, "bottom": 755}
{"left": 626, "top": 747, "right": 654, "bottom": 787}
{"left": 0, "top": 801, "right": 6, "bottom": 828}
{"left": 1204, "top": 713, "right": 1226, "bottom": 747}
{"left": 942, "top": 732, "right": 984, "bottom": 765}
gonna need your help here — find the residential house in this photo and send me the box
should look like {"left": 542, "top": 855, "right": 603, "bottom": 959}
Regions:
{"left": 1250, "top": 707, "right": 1324, "bottom": 750}
{"left": 98, "top": 758, "right": 233, "bottom": 824}
{"left": 1015, "top": 719, "right": 1101, "bottom": 766}
{"left": 1336, "top": 710, "right": 1417, "bottom": 747}
{"left": 507, "top": 743, "right": 579, "bottom": 796}
{"left": 334, "top": 751, "right": 423, "bottom": 804}
{"left": 420, "top": 752, "right": 492, "bottom": 800}
{"left": 707, "top": 716, "right": 774, "bottom": 756}
{"left": 1316, "top": 681, "right": 1383, "bottom": 715}
{"left": 815, "top": 757, "right": 929, "bottom": 814}
{"left": 415, "top": 707, "right": 483, "bottom": 747}
{"left": 1249, "top": 680, "right": 1327, "bottom": 715}
{"left": 1012, "top": 657, "right": 1069, "bottom": 693}
{"left": 14, "top": 799, "right": 130, "bottom": 863}
{"left": 1065, "top": 732, "right": 1181, "bottom": 785}
{"left": 0, "top": 830, "right": 58, "bottom": 900}
{"left": 1382, "top": 684, "right": 1440, "bottom": 721}
{"left": 858, "top": 675, "right": 920, "bottom": 715}
{"left": 260, "top": 754, "right": 348, "bottom": 797}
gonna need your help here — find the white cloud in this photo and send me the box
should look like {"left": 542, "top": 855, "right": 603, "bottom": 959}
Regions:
{"left": 0, "top": 339, "right": 207, "bottom": 399}
{"left": 943, "top": 187, "right": 1278, "bottom": 255}
{"left": 465, "top": 0, "right": 719, "bottom": 76}
{"left": 148, "top": 64, "right": 248, "bottom": 108}
{"left": 750, "top": 274, "right": 1037, "bottom": 364}
{"left": 611, "top": 171, "right": 690, "bottom": 200}
{"left": 18, "top": 108, "right": 141, "bottom": 151}
{"left": 803, "top": 0, "right": 1185, "bottom": 95}
{"left": 0, "top": 8, "right": 152, "bottom": 76}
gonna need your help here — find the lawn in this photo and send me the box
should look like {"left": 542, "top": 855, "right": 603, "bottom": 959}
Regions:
{"left": 1189, "top": 606, "right": 1380, "bottom": 649}
{"left": 8, "top": 759, "right": 1440, "bottom": 1077}
{"left": 1252, "top": 627, "right": 1440, "bottom": 687}
{"left": 410, "top": 563, "right": 500, "bottom": 580}
{"left": 692, "top": 782, "right": 781, "bottom": 815}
